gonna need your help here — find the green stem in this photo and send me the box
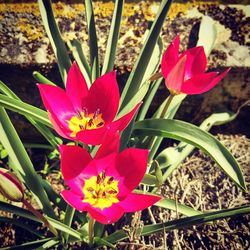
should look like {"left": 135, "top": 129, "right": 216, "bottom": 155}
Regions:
{"left": 88, "top": 215, "right": 95, "bottom": 245}
{"left": 159, "top": 93, "right": 175, "bottom": 119}
{"left": 22, "top": 199, "right": 58, "bottom": 237}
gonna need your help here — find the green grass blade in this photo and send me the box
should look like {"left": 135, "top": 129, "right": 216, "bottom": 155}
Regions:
{"left": 0, "top": 108, "right": 56, "bottom": 218}
{"left": 133, "top": 119, "right": 246, "bottom": 190}
{"left": 101, "top": 0, "right": 124, "bottom": 74}
{"left": 38, "top": 0, "right": 71, "bottom": 85}
{"left": 119, "top": 0, "right": 173, "bottom": 109}
{"left": 67, "top": 39, "right": 92, "bottom": 87}
{"left": 62, "top": 205, "right": 75, "bottom": 245}
{"left": 85, "top": 0, "right": 99, "bottom": 80}
{"left": 0, "top": 94, "right": 52, "bottom": 128}
{"left": 105, "top": 205, "right": 250, "bottom": 243}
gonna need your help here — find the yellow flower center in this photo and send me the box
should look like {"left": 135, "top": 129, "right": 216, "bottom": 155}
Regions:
{"left": 67, "top": 109, "right": 104, "bottom": 137}
{"left": 82, "top": 171, "right": 119, "bottom": 210}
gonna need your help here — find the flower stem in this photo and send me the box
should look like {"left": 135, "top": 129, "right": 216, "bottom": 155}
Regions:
{"left": 159, "top": 93, "right": 175, "bottom": 119}
{"left": 22, "top": 199, "right": 58, "bottom": 237}
{"left": 88, "top": 215, "right": 95, "bottom": 245}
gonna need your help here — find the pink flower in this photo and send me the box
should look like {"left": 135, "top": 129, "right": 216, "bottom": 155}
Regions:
{"left": 161, "top": 35, "right": 229, "bottom": 95}
{"left": 38, "top": 62, "right": 140, "bottom": 145}
{"left": 60, "top": 135, "right": 161, "bottom": 224}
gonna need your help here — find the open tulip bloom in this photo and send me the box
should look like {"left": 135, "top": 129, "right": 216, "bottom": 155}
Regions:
{"left": 161, "top": 35, "right": 230, "bottom": 95}
{"left": 38, "top": 62, "right": 140, "bottom": 145}
{"left": 60, "top": 136, "right": 161, "bottom": 224}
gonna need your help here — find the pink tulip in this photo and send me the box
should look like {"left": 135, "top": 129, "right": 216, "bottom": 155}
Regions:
{"left": 161, "top": 35, "right": 230, "bottom": 95}
{"left": 38, "top": 62, "right": 140, "bottom": 145}
{"left": 60, "top": 135, "right": 161, "bottom": 224}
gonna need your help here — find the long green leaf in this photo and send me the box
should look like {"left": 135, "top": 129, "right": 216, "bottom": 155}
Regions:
{"left": 0, "top": 201, "right": 81, "bottom": 240}
{"left": 105, "top": 205, "right": 250, "bottom": 243}
{"left": 1, "top": 238, "right": 52, "bottom": 250}
{"left": 0, "top": 217, "right": 43, "bottom": 238}
{"left": 155, "top": 199, "right": 202, "bottom": 217}
{"left": 120, "top": 0, "right": 173, "bottom": 109}
{"left": 33, "top": 71, "right": 56, "bottom": 85}
{"left": 133, "top": 119, "right": 246, "bottom": 190}
{"left": 38, "top": 0, "right": 71, "bottom": 85}
{"left": 67, "top": 39, "right": 92, "bottom": 87}
{"left": 0, "top": 94, "right": 52, "bottom": 128}
{"left": 85, "top": 0, "right": 99, "bottom": 80}
{"left": 157, "top": 112, "right": 240, "bottom": 180}
{"left": 0, "top": 109, "right": 56, "bottom": 218}
{"left": 102, "top": 0, "right": 124, "bottom": 74}
{"left": 0, "top": 81, "right": 58, "bottom": 148}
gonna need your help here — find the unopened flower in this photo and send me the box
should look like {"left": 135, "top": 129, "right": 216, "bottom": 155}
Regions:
{"left": 161, "top": 35, "right": 229, "bottom": 95}
{"left": 60, "top": 136, "right": 161, "bottom": 224}
{"left": 0, "top": 168, "right": 24, "bottom": 202}
{"left": 38, "top": 62, "right": 140, "bottom": 145}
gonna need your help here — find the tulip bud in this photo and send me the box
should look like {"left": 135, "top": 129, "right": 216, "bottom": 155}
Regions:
{"left": 0, "top": 168, "right": 24, "bottom": 202}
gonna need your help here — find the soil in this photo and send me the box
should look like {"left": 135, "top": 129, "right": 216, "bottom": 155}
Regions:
{"left": 0, "top": 134, "right": 250, "bottom": 249}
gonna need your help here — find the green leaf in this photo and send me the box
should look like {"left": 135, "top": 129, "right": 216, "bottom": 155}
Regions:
{"left": 156, "top": 111, "right": 242, "bottom": 181}
{"left": 105, "top": 205, "right": 250, "bottom": 243}
{"left": 0, "top": 201, "right": 81, "bottom": 240}
{"left": 141, "top": 173, "right": 157, "bottom": 186}
{"left": 0, "top": 94, "right": 52, "bottom": 128}
{"left": 0, "top": 238, "right": 53, "bottom": 250}
{"left": 38, "top": 0, "right": 71, "bottom": 85}
{"left": 94, "top": 237, "right": 116, "bottom": 249}
{"left": 137, "top": 78, "right": 163, "bottom": 121}
{"left": 67, "top": 39, "right": 92, "bottom": 87}
{"left": 0, "top": 81, "right": 58, "bottom": 148}
{"left": 120, "top": 0, "right": 173, "bottom": 109}
{"left": 102, "top": 0, "right": 124, "bottom": 74}
{"left": 133, "top": 119, "right": 246, "bottom": 190}
{"left": 0, "top": 216, "right": 44, "bottom": 238}
{"left": 155, "top": 199, "right": 202, "bottom": 217}
{"left": 36, "top": 239, "right": 59, "bottom": 250}
{"left": 62, "top": 205, "right": 75, "bottom": 245}
{"left": 33, "top": 71, "right": 56, "bottom": 85}
{"left": 0, "top": 109, "right": 56, "bottom": 218}
{"left": 84, "top": 0, "right": 99, "bottom": 80}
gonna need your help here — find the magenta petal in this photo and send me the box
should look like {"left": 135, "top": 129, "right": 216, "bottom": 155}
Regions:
{"left": 200, "top": 68, "right": 230, "bottom": 94}
{"left": 47, "top": 111, "right": 71, "bottom": 139}
{"left": 61, "top": 190, "right": 87, "bottom": 211}
{"left": 76, "top": 125, "right": 110, "bottom": 145}
{"left": 119, "top": 193, "right": 161, "bottom": 212}
{"left": 95, "top": 132, "right": 120, "bottom": 159}
{"left": 182, "top": 46, "right": 207, "bottom": 79}
{"left": 59, "top": 145, "right": 95, "bottom": 180}
{"left": 88, "top": 204, "right": 124, "bottom": 224}
{"left": 112, "top": 102, "right": 141, "bottom": 132}
{"left": 180, "top": 72, "right": 219, "bottom": 94}
{"left": 161, "top": 35, "right": 180, "bottom": 78}
{"left": 86, "top": 71, "right": 119, "bottom": 122}
{"left": 165, "top": 55, "right": 187, "bottom": 92}
{"left": 66, "top": 62, "right": 89, "bottom": 109}
{"left": 37, "top": 84, "right": 75, "bottom": 127}
{"left": 113, "top": 148, "right": 149, "bottom": 192}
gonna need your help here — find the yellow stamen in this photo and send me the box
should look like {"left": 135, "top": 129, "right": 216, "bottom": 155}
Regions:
{"left": 82, "top": 171, "right": 119, "bottom": 210}
{"left": 67, "top": 111, "right": 104, "bottom": 137}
